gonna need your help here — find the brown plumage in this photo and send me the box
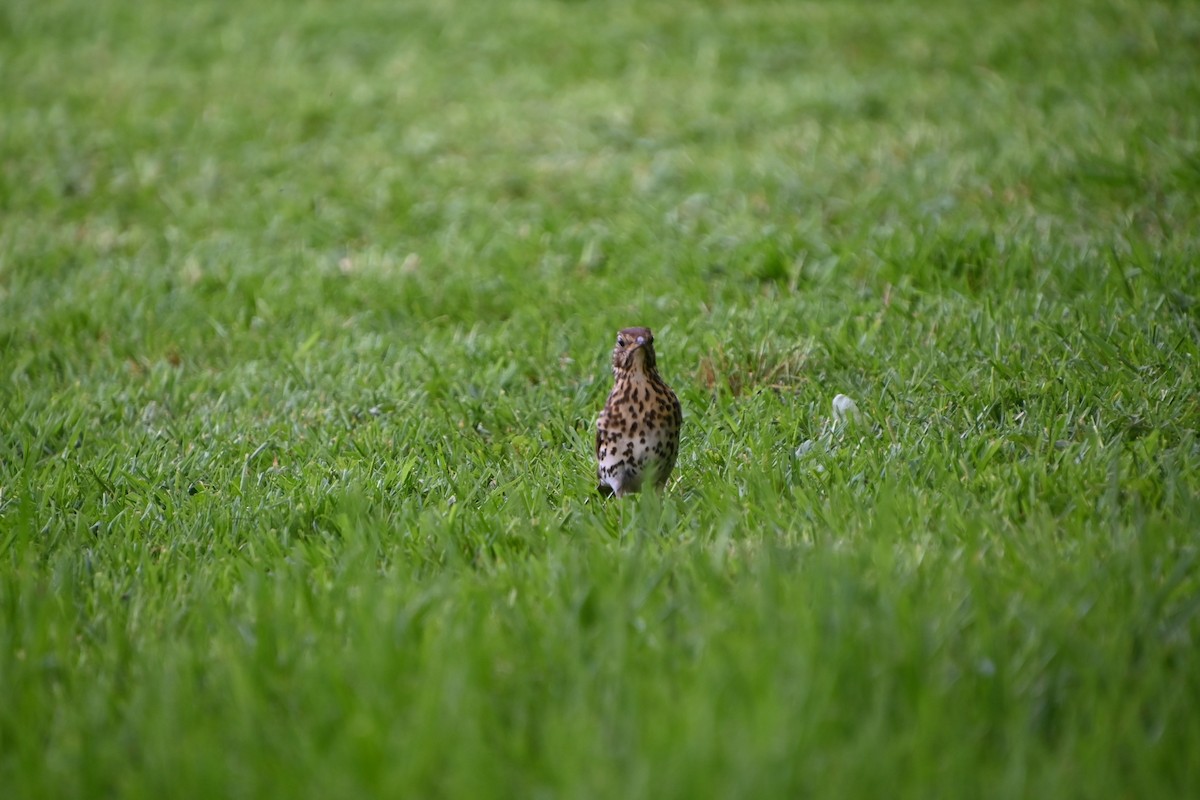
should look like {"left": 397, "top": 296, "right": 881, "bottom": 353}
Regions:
{"left": 595, "top": 326, "right": 683, "bottom": 497}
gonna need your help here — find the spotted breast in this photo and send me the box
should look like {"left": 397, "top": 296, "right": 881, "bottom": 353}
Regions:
{"left": 596, "top": 326, "right": 682, "bottom": 497}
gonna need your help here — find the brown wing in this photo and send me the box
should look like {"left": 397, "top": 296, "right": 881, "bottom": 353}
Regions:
{"left": 595, "top": 415, "right": 603, "bottom": 462}
{"left": 595, "top": 409, "right": 613, "bottom": 496}
{"left": 656, "top": 389, "right": 683, "bottom": 489}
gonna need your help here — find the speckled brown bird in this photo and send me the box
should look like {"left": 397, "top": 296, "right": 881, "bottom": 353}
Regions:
{"left": 596, "top": 326, "right": 683, "bottom": 497}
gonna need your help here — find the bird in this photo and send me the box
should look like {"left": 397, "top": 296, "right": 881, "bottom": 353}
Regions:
{"left": 596, "top": 326, "right": 683, "bottom": 497}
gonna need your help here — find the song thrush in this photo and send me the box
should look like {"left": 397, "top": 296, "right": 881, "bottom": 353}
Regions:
{"left": 596, "top": 326, "right": 683, "bottom": 497}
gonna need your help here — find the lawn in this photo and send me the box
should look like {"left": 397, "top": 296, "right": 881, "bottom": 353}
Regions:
{"left": 2, "top": 0, "right": 1199, "bottom": 797}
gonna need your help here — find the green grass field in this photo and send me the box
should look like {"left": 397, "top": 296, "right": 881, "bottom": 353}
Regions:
{"left": 3, "top": 0, "right": 1199, "bottom": 796}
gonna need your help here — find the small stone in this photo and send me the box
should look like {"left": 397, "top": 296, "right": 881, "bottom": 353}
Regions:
{"left": 832, "top": 394, "right": 860, "bottom": 426}
{"left": 794, "top": 439, "right": 817, "bottom": 458}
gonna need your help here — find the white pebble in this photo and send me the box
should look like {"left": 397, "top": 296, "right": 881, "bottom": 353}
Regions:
{"left": 794, "top": 439, "right": 817, "bottom": 458}
{"left": 832, "top": 394, "right": 860, "bottom": 425}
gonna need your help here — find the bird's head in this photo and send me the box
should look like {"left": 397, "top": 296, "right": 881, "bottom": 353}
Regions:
{"left": 612, "top": 326, "right": 657, "bottom": 372}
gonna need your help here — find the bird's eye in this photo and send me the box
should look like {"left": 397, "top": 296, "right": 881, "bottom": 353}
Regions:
{"left": 617, "top": 337, "right": 625, "bottom": 347}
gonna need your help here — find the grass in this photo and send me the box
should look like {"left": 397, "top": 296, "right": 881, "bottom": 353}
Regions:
{"left": 2, "top": 0, "right": 1199, "bottom": 796}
